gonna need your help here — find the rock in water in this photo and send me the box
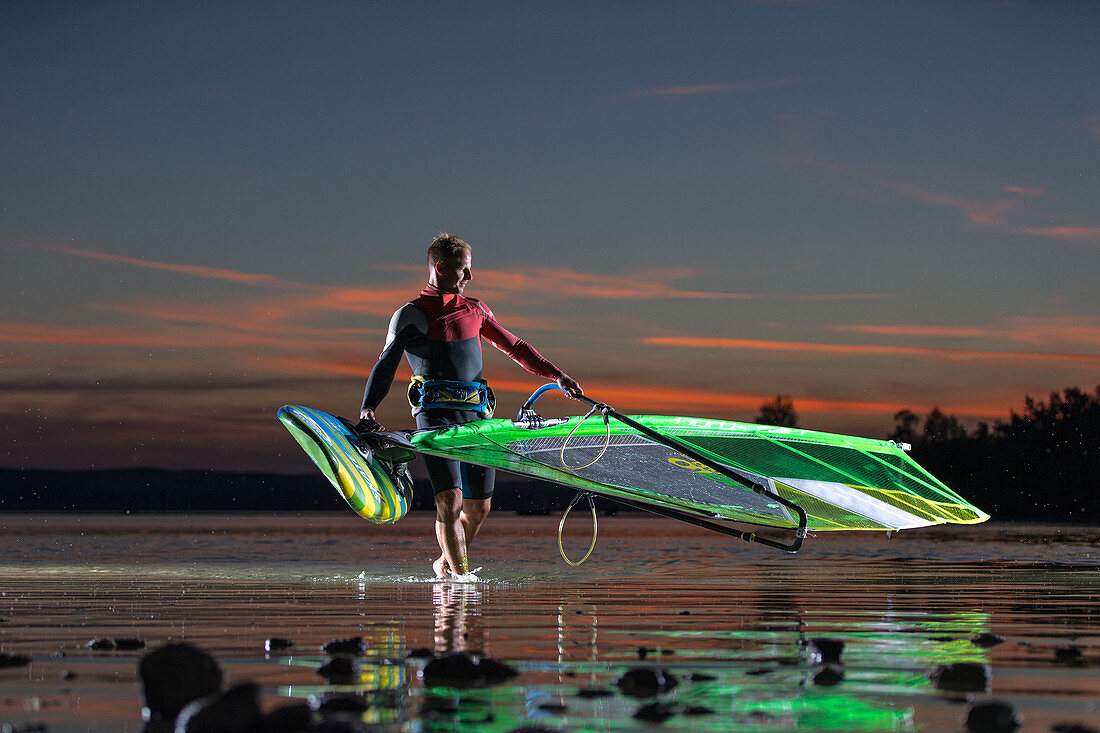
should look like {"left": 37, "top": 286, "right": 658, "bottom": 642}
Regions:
{"left": 322, "top": 637, "right": 367, "bottom": 656}
{"left": 615, "top": 668, "right": 678, "bottom": 697}
{"left": 970, "top": 633, "right": 1005, "bottom": 648}
{"left": 0, "top": 653, "right": 31, "bottom": 668}
{"left": 809, "top": 637, "right": 845, "bottom": 664}
{"left": 138, "top": 643, "right": 224, "bottom": 723}
{"left": 929, "top": 662, "right": 990, "bottom": 693}
{"left": 175, "top": 683, "right": 261, "bottom": 733}
{"left": 317, "top": 656, "right": 360, "bottom": 685}
{"left": 964, "top": 700, "right": 1022, "bottom": 732}
{"left": 633, "top": 702, "right": 675, "bottom": 723}
{"left": 421, "top": 652, "right": 518, "bottom": 688}
{"left": 264, "top": 637, "right": 293, "bottom": 652}
{"left": 813, "top": 664, "right": 845, "bottom": 686}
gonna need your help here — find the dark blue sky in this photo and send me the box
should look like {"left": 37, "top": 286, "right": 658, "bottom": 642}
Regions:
{"left": 2, "top": 1, "right": 1098, "bottom": 470}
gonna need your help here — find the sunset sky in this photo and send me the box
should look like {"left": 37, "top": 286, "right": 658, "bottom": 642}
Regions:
{"left": 3, "top": 2, "right": 1098, "bottom": 472}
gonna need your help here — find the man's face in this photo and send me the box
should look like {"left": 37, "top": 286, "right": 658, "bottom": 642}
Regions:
{"left": 436, "top": 250, "right": 472, "bottom": 294}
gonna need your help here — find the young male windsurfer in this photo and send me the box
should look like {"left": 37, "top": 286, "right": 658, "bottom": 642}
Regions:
{"left": 359, "top": 233, "right": 582, "bottom": 578}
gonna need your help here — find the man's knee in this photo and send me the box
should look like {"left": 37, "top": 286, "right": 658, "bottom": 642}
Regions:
{"left": 463, "top": 498, "right": 491, "bottom": 524}
{"left": 434, "top": 488, "right": 462, "bottom": 522}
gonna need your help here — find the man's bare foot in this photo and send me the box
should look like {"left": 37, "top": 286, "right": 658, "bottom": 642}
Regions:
{"left": 432, "top": 555, "right": 449, "bottom": 578}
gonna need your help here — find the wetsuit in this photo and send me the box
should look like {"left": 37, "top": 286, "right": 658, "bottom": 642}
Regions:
{"left": 362, "top": 285, "right": 565, "bottom": 499}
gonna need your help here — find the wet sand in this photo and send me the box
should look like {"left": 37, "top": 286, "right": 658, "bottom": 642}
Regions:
{"left": 1, "top": 512, "right": 1098, "bottom": 731}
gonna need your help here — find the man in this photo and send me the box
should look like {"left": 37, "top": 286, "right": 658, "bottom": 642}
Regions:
{"left": 359, "top": 233, "right": 582, "bottom": 578}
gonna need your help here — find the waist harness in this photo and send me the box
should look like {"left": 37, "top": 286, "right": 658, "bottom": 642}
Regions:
{"left": 408, "top": 377, "right": 495, "bottom": 418}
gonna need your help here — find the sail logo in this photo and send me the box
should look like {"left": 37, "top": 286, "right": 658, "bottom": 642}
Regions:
{"left": 667, "top": 456, "right": 719, "bottom": 475}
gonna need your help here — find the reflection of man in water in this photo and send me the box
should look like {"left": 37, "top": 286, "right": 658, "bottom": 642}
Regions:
{"left": 359, "top": 233, "right": 582, "bottom": 578}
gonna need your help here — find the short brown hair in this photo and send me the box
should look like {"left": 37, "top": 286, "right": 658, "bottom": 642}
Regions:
{"left": 427, "top": 232, "right": 471, "bottom": 267}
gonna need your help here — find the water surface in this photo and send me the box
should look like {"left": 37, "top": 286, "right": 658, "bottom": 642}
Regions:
{"left": 1, "top": 513, "right": 1097, "bottom": 731}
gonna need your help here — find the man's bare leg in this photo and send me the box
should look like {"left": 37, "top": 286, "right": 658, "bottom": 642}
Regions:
{"left": 434, "top": 489, "right": 468, "bottom": 578}
{"left": 434, "top": 496, "right": 492, "bottom": 578}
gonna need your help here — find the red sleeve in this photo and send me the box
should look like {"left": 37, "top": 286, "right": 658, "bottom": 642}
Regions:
{"left": 477, "top": 302, "right": 564, "bottom": 381}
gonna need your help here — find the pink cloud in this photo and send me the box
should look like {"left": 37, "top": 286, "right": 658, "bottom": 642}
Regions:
{"left": 644, "top": 335, "right": 1100, "bottom": 365}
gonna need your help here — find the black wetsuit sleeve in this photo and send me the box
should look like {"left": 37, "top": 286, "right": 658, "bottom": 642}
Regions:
{"left": 361, "top": 306, "right": 422, "bottom": 412}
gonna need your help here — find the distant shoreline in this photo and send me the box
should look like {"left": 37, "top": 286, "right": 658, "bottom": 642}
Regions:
{"left": 0, "top": 467, "right": 580, "bottom": 515}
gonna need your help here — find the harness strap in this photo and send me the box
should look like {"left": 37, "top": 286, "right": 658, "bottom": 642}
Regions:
{"left": 408, "top": 377, "right": 496, "bottom": 418}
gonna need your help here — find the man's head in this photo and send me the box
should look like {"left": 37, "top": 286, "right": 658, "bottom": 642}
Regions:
{"left": 427, "top": 232, "right": 472, "bottom": 295}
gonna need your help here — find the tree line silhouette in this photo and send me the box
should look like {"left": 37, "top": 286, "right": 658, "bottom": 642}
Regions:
{"left": 756, "top": 386, "right": 1099, "bottom": 522}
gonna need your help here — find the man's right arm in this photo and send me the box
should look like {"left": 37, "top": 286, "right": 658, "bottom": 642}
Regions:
{"left": 359, "top": 304, "right": 425, "bottom": 428}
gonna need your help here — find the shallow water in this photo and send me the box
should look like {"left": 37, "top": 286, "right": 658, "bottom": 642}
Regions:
{"left": 1, "top": 512, "right": 1098, "bottom": 731}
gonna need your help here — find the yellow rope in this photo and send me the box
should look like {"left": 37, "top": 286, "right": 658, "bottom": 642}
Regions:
{"left": 558, "top": 492, "right": 598, "bottom": 566}
{"left": 559, "top": 405, "right": 611, "bottom": 470}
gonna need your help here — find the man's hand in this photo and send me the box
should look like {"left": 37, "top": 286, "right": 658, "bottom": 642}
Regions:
{"left": 358, "top": 407, "right": 385, "bottom": 432}
{"left": 556, "top": 374, "right": 583, "bottom": 399}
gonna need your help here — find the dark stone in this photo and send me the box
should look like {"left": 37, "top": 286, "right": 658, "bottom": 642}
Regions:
{"left": 575, "top": 687, "right": 614, "bottom": 698}
{"left": 637, "top": 646, "right": 650, "bottom": 660}
{"left": 264, "top": 638, "right": 293, "bottom": 653}
{"left": 0, "top": 653, "right": 31, "bottom": 668}
{"left": 685, "top": 672, "right": 716, "bottom": 681}
{"left": 317, "top": 656, "right": 359, "bottom": 685}
{"left": 970, "top": 633, "right": 1006, "bottom": 648}
{"left": 745, "top": 667, "right": 772, "bottom": 676}
{"left": 1, "top": 725, "right": 49, "bottom": 733}
{"left": 175, "top": 683, "right": 262, "bottom": 733}
{"left": 115, "top": 639, "right": 146, "bottom": 651}
{"left": 406, "top": 647, "right": 435, "bottom": 660}
{"left": 506, "top": 727, "right": 558, "bottom": 733}
{"left": 813, "top": 664, "right": 845, "bottom": 686}
{"left": 683, "top": 705, "right": 715, "bottom": 716}
{"left": 964, "top": 700, "right": 1022, "bottom": 732}
{"left": 615, "top": 668, "right": 678, "bottom": 697}
{"left": 61, "top": 670, "right": 77, "bottom": 680}
{"left": 633, "top": 702, "right": 675, "bottom": 723}
{"left": 421, "top": 652, "right": 518, "bottom": 689}
{"left": 311, "top": 692, "right": 370, "bottom": 714}
{"left": 678, "top": 610, "right": 691, "bottom": 615}
{"left": 138, "top": 643, "right": 224, "bottom": 723}
{"left": 1054, "top": 646, "right": 1084, "bottom": 664}
{"left": 929, "top": 662, "right": 990, "bottom": 692}
{"left": 810, "top": 638, "right": 844, "bottom": 664}
{"left": 86, "top": 638, "right": 115, "bottom": 651}
{"left": 537, "top": 702, "right": 568, "bottom": 713}
{"left": 322, "top": 637, "right": 367, "bottom": 656}
{"left": 1051, "top": 724, "right": 1099, "bottom": 733}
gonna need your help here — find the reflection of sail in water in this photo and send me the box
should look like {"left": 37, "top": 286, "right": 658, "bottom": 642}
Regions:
{"left": 433, "top": 582, "right": 485, "bottom": 654}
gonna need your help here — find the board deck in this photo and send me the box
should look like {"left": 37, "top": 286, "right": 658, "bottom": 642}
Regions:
{"left": 277, "top": 405, "right": 412, "bottom": 523}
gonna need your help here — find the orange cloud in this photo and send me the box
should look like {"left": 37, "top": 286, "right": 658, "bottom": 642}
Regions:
{"left": 29, "top": 242, "right": 305, "bottom": 288}
{"left": 828, "top": 324, "right": 987, "bottom": 338}
{"left": 1015, "top": 227, "right": 1100, "bottom": 244}
{"left": 830, "top": 316, "right": 1100, "bottom": 348}
{"left": 644, "top": 336, "right": 1100, "bottom": 365}
{"left": 620, "top": 76, "right": 800, "bottom": 100}
{"left": 0, "top": 320, "right": 356, "bottom": 350}
{"left": 252, "top": 355, "right": 1010, "bottom": 423}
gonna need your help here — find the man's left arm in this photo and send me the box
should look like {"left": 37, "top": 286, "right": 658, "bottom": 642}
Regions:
{"left": 479, "top": 308, "right": 583, "bottom": 398}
